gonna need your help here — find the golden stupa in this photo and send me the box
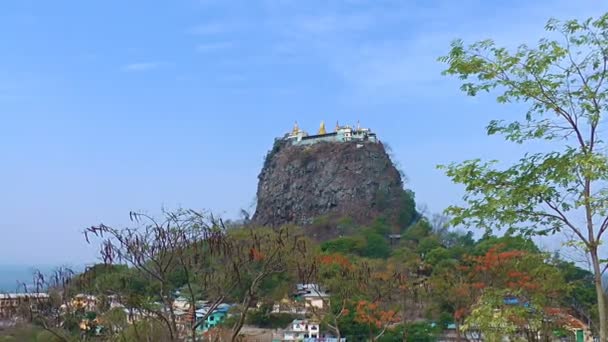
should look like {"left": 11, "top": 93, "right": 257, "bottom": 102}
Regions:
{"left": 318, "top": 121, "right": 327, "bottom": 135}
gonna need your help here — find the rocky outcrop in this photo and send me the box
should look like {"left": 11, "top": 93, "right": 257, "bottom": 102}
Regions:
{"left": 251, "top": 138, "right": 413, "bottom": 228}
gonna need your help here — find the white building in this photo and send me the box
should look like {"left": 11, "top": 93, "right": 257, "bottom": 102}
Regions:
{"left": 173, "top": 296, "right": 190, "bottom": 311}
{"left": 285, "top": 121, "right": 378, "bottom": 146}
{"left": 294, "top": 284, "right": 330, "bottom": 310}
{"left": 283, "top": 319, "right": 320, "bottom": 340}
{"left": 0, "top": 293, "right": 49, "bottom": 318}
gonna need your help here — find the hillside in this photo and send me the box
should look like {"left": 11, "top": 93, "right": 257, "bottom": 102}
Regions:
{"left": 251, "top": 133, "right": 416, "bottom": 230}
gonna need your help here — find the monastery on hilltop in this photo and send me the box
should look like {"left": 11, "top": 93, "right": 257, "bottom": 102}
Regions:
{"left": 285, "top": 121, "right": 378, "bottom": 146}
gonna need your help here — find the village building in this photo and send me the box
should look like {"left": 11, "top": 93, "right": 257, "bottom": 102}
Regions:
{"left": 286, "top": 121, "right": 378, "bottom": 146}
{"left": 172, "top": 296, "right": 190, "bottom": 311}
{"left": 294, "top": 284, "right": 330, "bottom": 310}
{"left": 0, "top": 293, "right": 49, "bottom": 319}
{"left": 282, "top": 319, "right": 320, "bottom": 341}
{"left": 271, "top": 297, "right": 307, "bottom": 315}
{"left": 69, "top": 294, "right": 98, "bottom": 312}
{"left": 195, "top": 303, "right": 231, "bottom": 332}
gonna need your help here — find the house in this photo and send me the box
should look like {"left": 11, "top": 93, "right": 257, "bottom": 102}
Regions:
{"left": 294, "top": 284, "right": 329, "bottom": 310}
{"left": 107, "top": 295, "right": 124, "bottom": 310}
{"left": 70, "top": 294, "right": 98, "bottom": 311}
{"left": 202, "top": 310, "right": 227, "bottom": 330}
{"left": 283, "top": 319, "right": 320, "bottom": 341}
{"left": 195, "top": 303, "right": 231, "bottom": 332}
{"left": 173, "top": 296, "right": 190, "bottom": 311}
{"left": 0, "top": 293, "right": 49, "bottom": 318}
{"left": 545, "top": 308, "right": 594, "bottom": 342}
{"left": 272, "top": 297, "right": 307, "bottom": 315}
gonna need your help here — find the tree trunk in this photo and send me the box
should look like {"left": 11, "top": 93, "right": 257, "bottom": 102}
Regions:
{"left": 590, "top": 248, "right": 607, "bottom": 342}
{"left": 401, "top": 293, "right": 407, "bottom": 342}
{"left": 330, "top": 323, "right": 341, "bottom": 342}
{"left": 231, "top": 298, "right": 252, "bottom": 342}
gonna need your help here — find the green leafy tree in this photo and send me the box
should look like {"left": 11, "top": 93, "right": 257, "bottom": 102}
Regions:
{"left": 321, "top": 236, "right": 366, "bottom": 255}
{"left": 472, "top": 235, "right": 540, "bottom": 256}
{"left": 361, "top": 231, "right": 391, "bottom": 259}
{"left": 439, "top": 13, "right": 608, "bottom": 340}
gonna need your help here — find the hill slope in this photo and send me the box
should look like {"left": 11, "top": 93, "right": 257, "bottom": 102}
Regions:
{"left": 252, "top": 138, "right": 415, "bottom": 229}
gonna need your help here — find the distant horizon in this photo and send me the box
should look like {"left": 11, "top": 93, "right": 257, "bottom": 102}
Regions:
{"left": 0, "top": 264, "right": 86, "bottom": 293}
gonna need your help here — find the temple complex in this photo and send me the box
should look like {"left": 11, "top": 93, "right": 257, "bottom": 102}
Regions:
{"left": 285, "top": 121, "right": 378, "bottom": 146}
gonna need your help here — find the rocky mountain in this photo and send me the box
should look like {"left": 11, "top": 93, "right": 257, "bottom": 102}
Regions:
{"left": 251, "top": 134, "right": 415, "bottom": 230}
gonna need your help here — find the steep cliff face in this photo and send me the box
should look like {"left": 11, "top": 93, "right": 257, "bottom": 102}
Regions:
{"left": 251, "top": 138, "right": 413, "bottom": 228}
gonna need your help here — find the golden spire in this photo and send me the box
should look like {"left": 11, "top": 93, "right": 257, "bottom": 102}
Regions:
{"left": 335, "top": 121, "right": 340, "bottom": 132}
{"left": 292, "top": 121, "right": 300, "bottom": 134}
{"left": 318, "top": 121, "right": 326, "bottom": 135}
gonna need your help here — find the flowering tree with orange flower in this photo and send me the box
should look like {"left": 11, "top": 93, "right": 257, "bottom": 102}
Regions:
{"left": 457, "top": 245, "right": 568, "bottom": 341}
{"left": 300, "top": 252, "right": 357, "bottom": 341}
{"left": 354, "top": 299, "right": 400, "bottom": 341}
{"left": 297, "top": 253, "right": 405, "bottom": 341}
{"left": 429, "top": 260, "right": 477, "bottom": 342}
{"left": 439, "top": 13, "right": 608, "bottom": 339}
{"left": 430, "top": 244, "right": 569, "bottom": 342}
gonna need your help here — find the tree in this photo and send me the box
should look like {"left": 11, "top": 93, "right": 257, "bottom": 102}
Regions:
{"left": 462, "top": 246, "right": 567, "bottom": 341}
{"left": 14, "top": 267, "right": 77, "bottom": 342}
{"left": 299, "top": 252, "right": 406, "bottom": 341}
{"left": 429, "top": 258, "right": 476, "bottom": 342}
{"left": 439, "top": 13, "right": 608, "bottom": 341}
{"left": 297, "top": 252, "right": 356, "bottom": 341}
{"left": 352, "top": 259, "right": 407, "bottom": 341}
{"left": 432, "top": 245, "right": 567, "bottom": 341}
{"left": 119, "top": 318, "right": 173, "bottom": 342}
{"left": 353, "top": 299, "right": 399, "bottom": 341}
{"left": 222, "top": 226, "right": 307, "bottom": 341}
{"left": 85, "top": 209, "right": 233, "bottom": 341}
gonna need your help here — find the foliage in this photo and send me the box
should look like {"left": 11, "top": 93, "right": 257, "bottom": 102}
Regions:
{"left": 402, "top": 219, "right": 433, "bottom": 243}
{"left": 406, "top": 322, "right": 441, "bottom": 342}
{"left": 0, "top": 325, "right": 64, "bottom": 342}
{"left": 462, "top": 289, "right": 527, "bottom": 341}
{"left": 361, "top": 231, "right": 391, "bottom": 259}
{"left": 353, "top": 300, "right": 399, "bottom": 340}
{"left": 439, "top": 12, "right": 608, "bottom": 340}
{"left": 398, "top": 190, "right": 418, "bottom": 229}
{"left": 119, "top": 318, "right": 173, "bottom": 342}
{"left": 246, "top": 304, "right": 298, "bottom": 329}
{"left": 7, "top": 207, "right": 598, "bottom": 342}
{"left": 262, "top": 138, "right": 285, "bottom": 170}
{"left": 321, "top": 236, "right": 366, "bottom": 255}
{"left": 84, "top": 209, "right": 232, "bottom": 341}
{"left": 321, "top": 229, "right": 390, "bottom": 259}
{"left": 473, "top": 235, "right": 540, "bottom": 255}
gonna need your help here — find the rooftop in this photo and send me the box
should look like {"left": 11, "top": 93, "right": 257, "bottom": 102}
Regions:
{"left": 0, "top": 293, "right": 49, "bottom": 299}
{"left": 285, "top": 121, "right": 377, "bottom": 145}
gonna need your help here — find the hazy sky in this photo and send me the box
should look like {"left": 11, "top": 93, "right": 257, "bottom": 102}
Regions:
{"left": 2, "top": 0, "right": 607, "bottom": 266}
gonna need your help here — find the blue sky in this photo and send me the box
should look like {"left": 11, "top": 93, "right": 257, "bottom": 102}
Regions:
{"left": 1, "top": 0, "right": 607, "bottom": 266}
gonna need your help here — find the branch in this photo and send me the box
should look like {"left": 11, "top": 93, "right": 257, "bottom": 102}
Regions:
{"left": 598, "top": 215, "right": 608, "bottom": 241}
{"left": 542, "top": 200, "right": 590, "bottom": 245}
{"left": 601, "top": 262, "right": 608, "bottom": 276}
{"left": 38, "top": 318, "right": 70, "bottom": 342}
{"left": 192, "top": 295, "right": 225, "bottom": 331}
